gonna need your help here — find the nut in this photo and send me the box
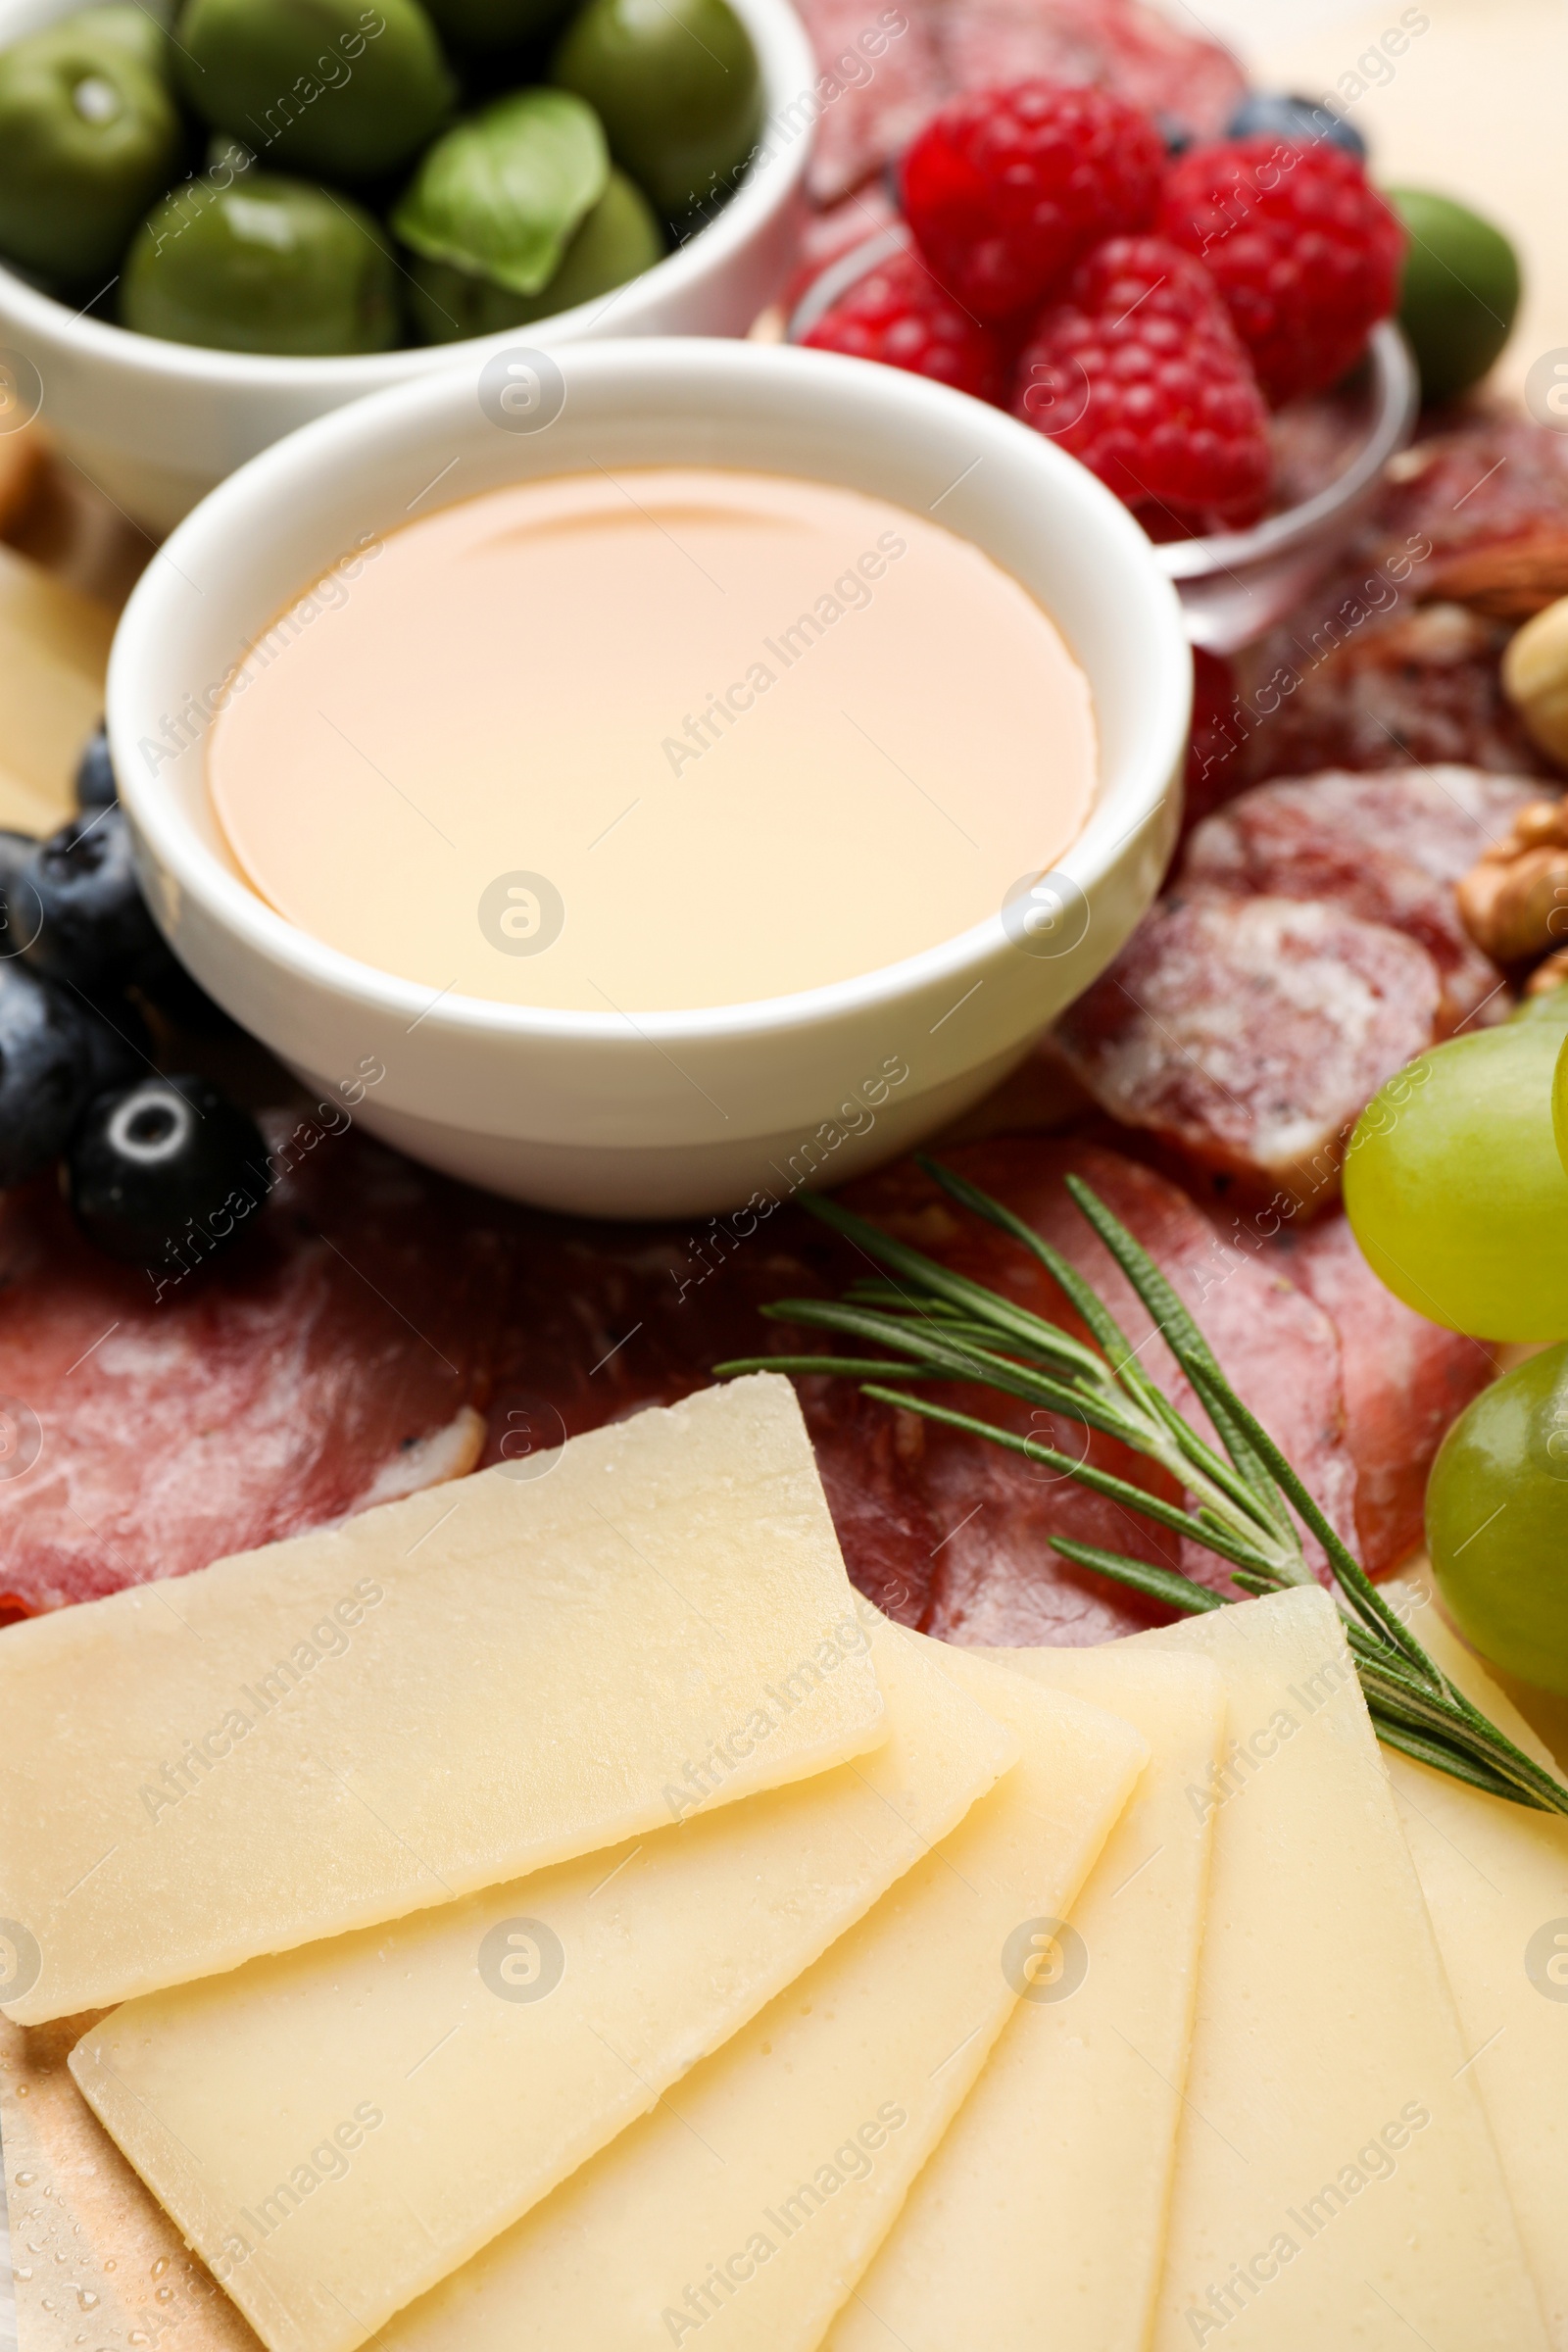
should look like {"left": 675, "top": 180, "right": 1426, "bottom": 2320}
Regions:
{"left": 1427, "top": 533, "right": 1568, "bottom": 621}
{"left": 1526, "top": 944, "right": 1568, "bottom": 998}
{"left": 1502, "top": 593, "right": 1568, "bottom": 764}
{"left": 1456, "top": 796, "right": 1568, "bottom": 963}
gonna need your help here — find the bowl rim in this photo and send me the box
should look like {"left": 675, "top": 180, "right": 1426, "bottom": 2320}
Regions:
{"left": 787, "top": 225, "right": 1420, "bottom": 580}
{"left": 0, "top": 0, "right": 816, "bottom": 387}
{"left": 108, "top": 335, "right": 1192, "bottom": 1049}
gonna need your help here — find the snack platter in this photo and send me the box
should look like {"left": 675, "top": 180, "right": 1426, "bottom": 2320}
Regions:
{"left": 3, "top": 1, "right": 1568, "bottom": 2348}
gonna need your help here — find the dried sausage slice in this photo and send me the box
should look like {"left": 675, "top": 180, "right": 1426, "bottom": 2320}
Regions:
{"left": 1263, "top": 1209, "right": 1495, "bottom": 1575}
{"left": 938, "top": 0, "right": 1245, "bottom": 140}
{"left": 1054, "top": 895, "right": 1443, "bottom": 1203}
{"left": 0, "top": 1117, "right": 504, "bottom": 1615}
{"left": 790, "top": 0, "right": 949, "bottom": 204}
{"left": 834, "top": 1139, "right": 1355, "bottom": 1644}
{"left": 1181, "top": 765, "right": 1540, "bottom": 1032}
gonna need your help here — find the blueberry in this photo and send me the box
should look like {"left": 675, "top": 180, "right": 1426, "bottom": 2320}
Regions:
{"left": 22, "top": 806, "right": 172, "bottom": 993}
{"left": 1226, "top": 91, "right": 1367, "bottom": 160}
{"left": 0, "top": 961, "right": 95, "bottom": 1186}
{"left": 0, "top": 827, "right": 43, "bottom": 960}
{"left": 74, "top": 722, "right": 118, "bottom": 809}
{"left": 65, "top": 1073, "right": 269, "bottom": 1270}
{"left": 79, "top": 992, "right": 154, "bottom": 1097}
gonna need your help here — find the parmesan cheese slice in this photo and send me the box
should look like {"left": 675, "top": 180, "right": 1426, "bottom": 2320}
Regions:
{"left": 364, "top": 1638, "right": 1148, "bottom": 2352}
{"left": 827, "top": 1648, "right": 1224, "bottom": 2352}
{"left": 70, "top": 1619, "right": 1016, "bottom": 2352}
{"left": 0, "top": 1376, "right": 887, "bottom": 2026}
{"left": 1378, "top": 1570, "right": 1568, "bottom": 2349}
{"left": 1136, "top": 1588, "right": 1548, "bottom": 2352}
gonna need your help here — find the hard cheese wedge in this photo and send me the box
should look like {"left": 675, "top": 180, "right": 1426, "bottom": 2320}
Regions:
{"left": 0, "top": 1375, "right": 887, "bottom": 2025}
{"left": 70, "top": 1620, "right": 1017, "bottom": 2352}
{"left": 364, "top": 1639, "right": 1148, "bottom": 2352}
{"left": 1379, "top": 1571, "right": 1568, "bottom": 2348}
{"left": 1136, "top": 1588, "right": 1548, "bottom": 2352}
{"left": 828, "top": 1647, "right": 1224, "bottom": 2352}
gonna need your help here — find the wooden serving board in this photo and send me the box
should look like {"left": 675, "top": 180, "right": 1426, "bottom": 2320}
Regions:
{"left": 6, "top": 9, "right": 1568, "bottom": 2345}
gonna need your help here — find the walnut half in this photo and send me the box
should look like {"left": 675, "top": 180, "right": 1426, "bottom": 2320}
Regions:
{"left": 1502, "top": 592, "right": 1568, "bottom": 765}
{"left": 1457, "top": 798, "right": 1568, "bottom": 964}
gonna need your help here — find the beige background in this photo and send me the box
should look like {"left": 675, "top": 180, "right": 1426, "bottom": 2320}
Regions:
{"left": 1208, "top": 0, "right": 1568, "bottom": 395}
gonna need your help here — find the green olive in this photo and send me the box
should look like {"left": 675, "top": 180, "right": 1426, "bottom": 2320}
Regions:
{"left": 176, "top": 0, "right": 456, "bottom": 182}
{"left": 68, "top": 3, "right": 174, "bottom": 77}
{"left": 420, "top": 0, "right": 573, "bottom": 53}
{"left": 1390, "top": 187, "right": 1521, "bottom": 406}
{"left": 121, "top": 170, "right": 399, "bottom": 352}
{"left": 551, "top": 0, "right": 759, "bottom": 220}
{"left": 0, "top": 19, "right": 184, "bottom": 286}
{"left": 392, "top": 85, "right": 607, "bottom": 294}
{"left": 408, "top": 163, "right": 662, "bottom": 339}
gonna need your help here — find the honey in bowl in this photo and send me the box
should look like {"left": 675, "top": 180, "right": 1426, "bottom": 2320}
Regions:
{"left": 206, "top": 468, "right": 1097, "bottom": 1012}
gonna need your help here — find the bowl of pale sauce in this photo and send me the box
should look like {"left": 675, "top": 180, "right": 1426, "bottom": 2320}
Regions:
{"left": 108, "top": 335, "right": 1190, "bottom": 1217}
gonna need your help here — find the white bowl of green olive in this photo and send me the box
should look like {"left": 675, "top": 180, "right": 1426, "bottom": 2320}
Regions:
{"left": 0, "top": 0, "right": 815, "bottom": 529}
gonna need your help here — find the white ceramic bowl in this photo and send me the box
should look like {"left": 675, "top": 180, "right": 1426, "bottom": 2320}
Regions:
{"left": 108, "top": 336, "right": 1191, "bottom": 1218}
{"left": 0, "top": 0, "right": 814, "bottom": 530}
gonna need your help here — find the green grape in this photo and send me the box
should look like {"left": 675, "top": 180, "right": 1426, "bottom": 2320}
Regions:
{"left": 1550, "top": 1019, "right": 1568, "bottom": 1183}
{"left": 1343, "top": 999, "right": 1568, "bottom": 1342}
{"left": 1427, "top": 1344, "right": 1568, "bottom": 1696}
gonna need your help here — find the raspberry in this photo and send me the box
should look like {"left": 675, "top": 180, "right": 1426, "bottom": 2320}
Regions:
{"left": 902, "top": 80, "right": 1165, "bottom": 323}
{"left": 802, "top": 244, "right": 1010, "bottom": 403}
{"left": 1157, "top": 134, "right": 1406, "bottom": 405}
{"left": 1012, "top": 235, "right": 1271, "bottom": 536}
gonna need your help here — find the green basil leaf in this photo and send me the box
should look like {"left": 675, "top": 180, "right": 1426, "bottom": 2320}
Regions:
{"left": 392, "top": 87, "right": 608, "bottom": 297}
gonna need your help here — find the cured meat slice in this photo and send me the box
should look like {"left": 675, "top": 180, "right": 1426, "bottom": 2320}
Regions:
{"left": 0, "top": 1119, "right": 1377, "bottom": 1655}
{"left": 938, "top": 0, "right": 1244, "bottom": 139}
{"left": 790, "top": 0, "right": 949, "bottom": 204}
{"left": 0, "top": 1116, "right": 505, "bottom": 1615}
{"left": 784, "top": 183, "right": 903, "bottom": 313}
{"left": 1180, "top": 764, "right": 1540, "bottom": 1032}
{"left": 828, "top": 1139, "right": 1355, "bottom": 1644}
{"left": 1263, "top": 1211, "right": 1495, "bottom": 1575}
{"left": 1368, "top": 413, "right": 1568, "bottom": 619}
{"left": 1231, "top": 599, "right": 1545, "bottom": 788}
{"left": 1054, "top": 894, "right": 1443, "bottom": 1202}
{"left": 790, "top": 0, "right": 1243, "bottom": 205}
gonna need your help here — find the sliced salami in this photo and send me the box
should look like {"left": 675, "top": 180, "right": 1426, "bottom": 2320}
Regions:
{"left": 1230, "top": 600, "right": 1544, "bottom": 787}
{"left": 785, "top": 183, "right": 903, "bottom": 312}
{"left": 790, "top": 0, "right": 950, "bottom": 204}
{"left": 833, "top": 1139, "right": 1355, "bottom": 1644}
{"left": 791, "top": 0, "right": 1244, "bottom": 204}
{"left": 1369, "top": 413, "right": 1568, "bottom": 619}
{"left": 0, "top": 1117, "right": 505, "bottom": 1614}
{"left": 1263, "top": 1210, "right": 1495, "bottom": 1575}
{"left": 1054, "top": 894, "right": 1443, "bottom": 1203}
{"left": 938, "top": 0, "right": 1244, "bottom": 139}
{"left": 1181, "top": 765, "right": 1540, "bottom": 1032}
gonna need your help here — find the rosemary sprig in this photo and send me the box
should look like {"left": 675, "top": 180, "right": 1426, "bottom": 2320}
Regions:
{"left": 715, "top": 1158, "right": 1568, "bottom": 1817}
